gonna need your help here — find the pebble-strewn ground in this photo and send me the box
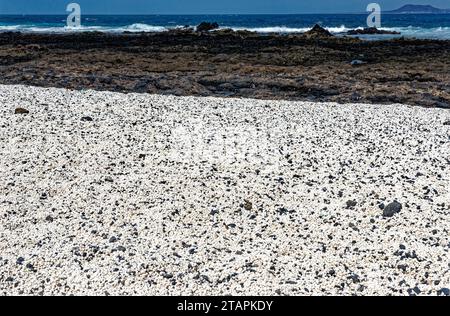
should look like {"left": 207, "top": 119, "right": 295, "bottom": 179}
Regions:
{"left": 0, "top": 84, "right": 449, "bottom": 296}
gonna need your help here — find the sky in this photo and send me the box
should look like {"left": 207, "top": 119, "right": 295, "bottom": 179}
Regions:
{"left": 0, "top": 0, "right": 449, "bottom": 14}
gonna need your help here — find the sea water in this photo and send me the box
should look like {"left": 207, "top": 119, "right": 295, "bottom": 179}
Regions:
{"left": 0, "top": 14, "right": 450, "bottom": 40}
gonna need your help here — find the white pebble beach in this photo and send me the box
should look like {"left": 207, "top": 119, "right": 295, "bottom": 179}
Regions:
{"left": 0, "top": 84, "right": 449, "bottom": 296}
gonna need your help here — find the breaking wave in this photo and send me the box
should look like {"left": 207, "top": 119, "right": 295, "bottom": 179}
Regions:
{"left": 1, "top": 23, "right": 450, "bottom": 39}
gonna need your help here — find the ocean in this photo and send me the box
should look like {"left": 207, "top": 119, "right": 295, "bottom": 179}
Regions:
{"left": 1, "top": 14, "right": 450, "bottom": 40}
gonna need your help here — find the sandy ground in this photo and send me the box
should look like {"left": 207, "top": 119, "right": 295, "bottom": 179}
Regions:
{"left": 0, "top": 84, "right": 449, "bottom": 296}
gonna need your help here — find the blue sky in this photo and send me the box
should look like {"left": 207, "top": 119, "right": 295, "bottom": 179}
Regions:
{"left": 0, "top": 0, "right": 449, "bottom": 14}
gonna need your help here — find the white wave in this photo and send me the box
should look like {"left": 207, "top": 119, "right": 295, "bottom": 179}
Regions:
{"left": 1, "top": 23, "right": 450, "bottom": 39}
{"left": 119, "top": 23, "right": 168, "bottom": 32}
{"left": 0, "top": 23, "right": 170, "bottom": 34}
{"left": 388, "top": 26, "right": 450, "bottom": 39}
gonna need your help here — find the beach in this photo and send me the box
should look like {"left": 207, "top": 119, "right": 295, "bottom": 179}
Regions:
{"left": 0, "top": 84, "right": 449, "bottom": 295}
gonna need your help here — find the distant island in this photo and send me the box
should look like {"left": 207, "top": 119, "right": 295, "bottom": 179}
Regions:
{"left": 386, "top": 4, "right": 450, "bottom": 14}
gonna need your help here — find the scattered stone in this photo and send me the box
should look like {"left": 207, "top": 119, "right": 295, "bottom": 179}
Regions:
{"left": 109, "top": 236, "right": 118, "bottom": 243}
{"left": 346, "top": 200, "right": 357, "bottom": 209}
{"left": 188, "top": 248, "right": 197, "bottom": 255}
{"left": 348, "top": 273, "right": 361, "bottom": 284}
{"left": 277, "top": 207, "right": 294, "bottom": 215}
{"left": 243, "top": 200, "right": 253, "bottom": 211}
{"left": 14, "top": 107, "right": 29, "bottom": 114}
{"left": 408, "top": 286, "right": 421, "bottom": 296}
{"left": 437, "top": 288, "right": 450, "bottom": 296}
{"left": 26, "top": 263, "right": 37, "bottom": 272}
{"left": 383, "top": 201, "right": 402, "bottom": 218}
{"left": 45, "top": 215, "right": 54, "bottom": 223}
{"left": 351, "top": 60, "right": 366, "bottom": 66}
{"left": 81, "top": 116, "right": 93, "bottom": 122}
{"left": 444, "top": 120, "right": 450, "bottom": 126}
{"left": 16, "top": 257, "right": 25, "bottom": 265}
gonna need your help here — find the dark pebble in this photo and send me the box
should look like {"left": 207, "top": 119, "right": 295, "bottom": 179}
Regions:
{"left": 15, "top": 107, "right": 30, "bottom": 114}
{"left": 383, "top": 201, "right": 402, "bottom": 218}
{"left": 346, "top": 200, "right": 357, "bottom": 209}
{"left": 81, "top": 116, "right": 93, "bottom": 122}
{"left": 26, "top": 263, "right": 37, "bottom": 272}
{"left": 243, "top": 200, "right": 253, "bottom": 211}
{"left": 277, "top": 207, "right": 294, "bottom": 215}
{"left": 408, "top": 286, "right": 421, "bottom": 296}
{"left": 437, "top": 288, "right": 450, "bottom": 296}
{"left": 109, "top": 236, "right": 118, "bottom": 243}
{"left": 16, "top": 257, "right": 25, "bottom": 265}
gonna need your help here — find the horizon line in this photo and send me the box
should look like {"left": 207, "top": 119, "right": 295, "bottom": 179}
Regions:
{"left": 2, "top": 12, "right": 449, "bottom": 16}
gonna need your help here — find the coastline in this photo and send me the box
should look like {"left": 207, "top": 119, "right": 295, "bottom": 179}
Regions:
{"left": 1, "top": 84, "right": 449, "bottom": 295}
{"left": 1, "top": 30, "right": 449, "bottom": 108}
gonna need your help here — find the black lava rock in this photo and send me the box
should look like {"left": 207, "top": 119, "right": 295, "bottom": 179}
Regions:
{"left": 383, "top": 201, "right": 402, "bottom": 218}
{"left": 15, "top": 107, "right": 30, "bottom": 114}
{"left": 243, "top": 200, "right": 253, "bottom": 211}
{"left": 81, "top": 116, "right": 93, "bottom": 122}
{"left": 408, "top": 286, "right": 421, "bottom": 296}
{"left": 277, "top": 207, "right": 294, "bottom": 215}
{"left": 346, "top": 200, "right": 357, "bottom": 209}
{"left": 304, "top": 24, "right": 333, "bottom": 38}
{"left": 437, "top": 288, "right": 450, "bottom": 296}
{"left": 196, "top": 22, "right": 219, "bottom": 32}
{"left": 26, "top": 263, "right": 37, "bottom": 272}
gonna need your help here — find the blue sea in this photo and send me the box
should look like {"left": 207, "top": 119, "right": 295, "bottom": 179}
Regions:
{"left": 1, "top": 14, "right": 450, "bottom": 40}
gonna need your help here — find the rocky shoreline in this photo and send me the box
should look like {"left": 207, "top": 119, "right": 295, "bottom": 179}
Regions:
{"left": 0, "top": 28, "right": 449, "bottom": 108}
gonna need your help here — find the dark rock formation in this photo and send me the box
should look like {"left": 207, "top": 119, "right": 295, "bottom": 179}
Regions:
{"left": 347, "top": 27, "right": 401, "bottom": 35}
{"left": 304, "top": 24, "right": 334, "bottom": 38}
{"left": 196, "top": 22, "right": 220, "bottom": 32}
